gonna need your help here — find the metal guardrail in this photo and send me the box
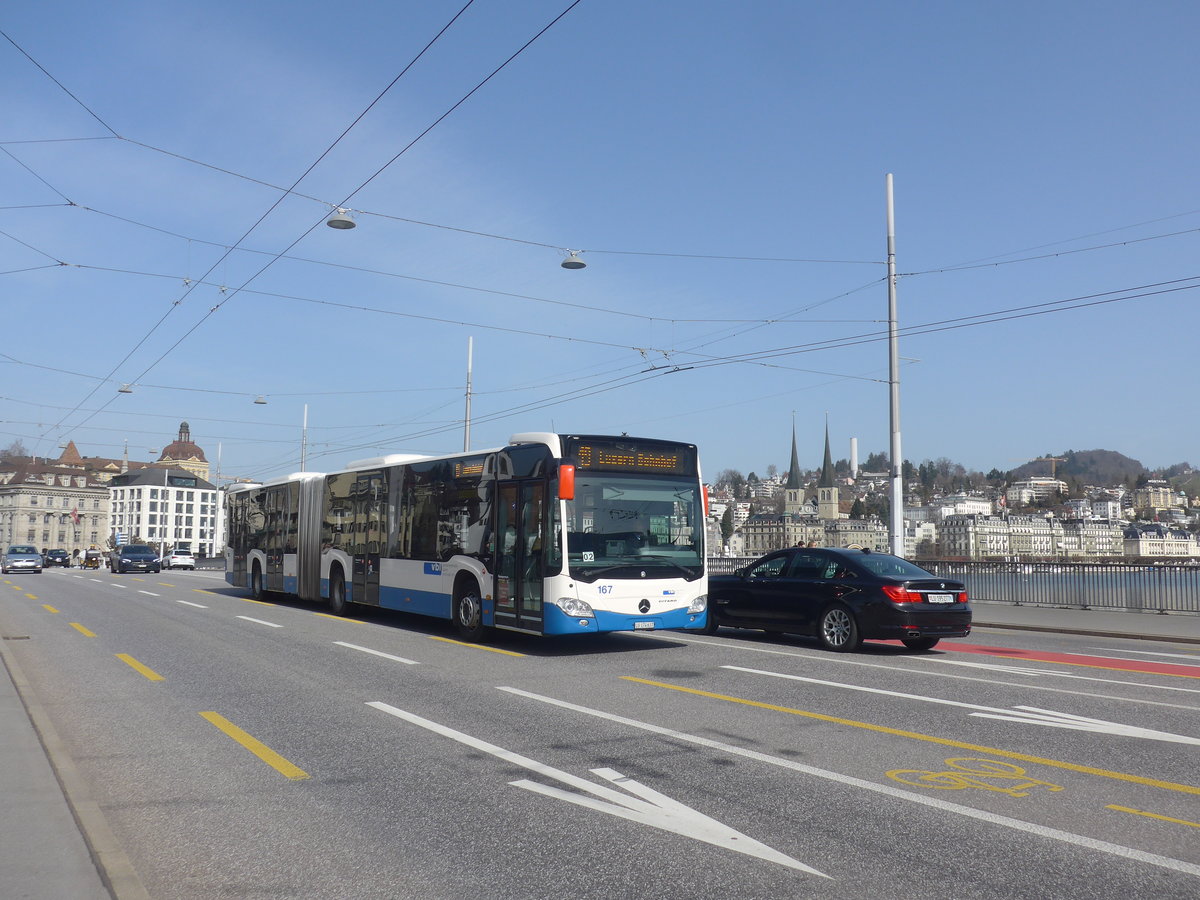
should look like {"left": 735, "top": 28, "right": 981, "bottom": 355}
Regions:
{"left": 708, "top": 557, "right": 1200, "bottom": 614}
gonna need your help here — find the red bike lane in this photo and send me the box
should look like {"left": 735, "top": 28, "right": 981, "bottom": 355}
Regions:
{"left": 932, "top": 640, "right": 1200, "bottom": 679}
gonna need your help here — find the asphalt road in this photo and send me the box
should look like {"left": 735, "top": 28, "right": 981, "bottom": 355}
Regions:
{"left": 2, "top": 568, "right": 1198, "bottom": 899}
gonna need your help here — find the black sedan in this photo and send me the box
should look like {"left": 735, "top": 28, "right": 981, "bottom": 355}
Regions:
{"left": 703, "top": 547, "right": 970, "bottom": 652}
{"left": 111, "top": 544, "right": 161, "bottom": 574}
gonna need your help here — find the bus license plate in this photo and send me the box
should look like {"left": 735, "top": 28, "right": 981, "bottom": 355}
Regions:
{"left": 634, "top": 621, "right": 655, "bottom": 630}
{"left": 926, "top": 593, "right": 955, "bottom": 604}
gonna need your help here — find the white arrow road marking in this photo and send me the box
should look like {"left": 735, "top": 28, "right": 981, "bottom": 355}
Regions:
{"left": 723, "top": 666, "right": 1200, "bottom": 746}
{"left": 916, "top": 656, "right": 1200, "bottom": 696}
{"left": 497, "top": 687, "right": 1200, "bottom": 880}
{"left": 367, "top": 700, "right": 828, "bottom": 877}
{"left": 1087, "top": 647, "right": 1200, "bottom": 662}
{"left": 970, "top": 706, "right": 1200, "bottom": 744}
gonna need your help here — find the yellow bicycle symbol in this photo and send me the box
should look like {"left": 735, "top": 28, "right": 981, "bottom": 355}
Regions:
{"left": 887, "top": 758, "right": 1064, "bottom": 798}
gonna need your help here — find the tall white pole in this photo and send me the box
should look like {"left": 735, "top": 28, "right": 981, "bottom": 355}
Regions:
{"left": 464, "top": 336, "right": 473, "bottom": 452}
{"left": 886, "top": 174, "right": 904, "bottom": 556}
{"left": 300, "top": 404, "right": 308, "bottom": 472}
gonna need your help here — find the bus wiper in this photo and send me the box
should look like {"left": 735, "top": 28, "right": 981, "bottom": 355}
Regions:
{"left": 635, "top": 554, "right": 699, "bottom": 576}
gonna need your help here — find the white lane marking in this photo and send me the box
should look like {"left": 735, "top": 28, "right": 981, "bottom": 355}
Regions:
{"left": 177, "top": 600, "right": 208, "bottom": 608}
{"left": 638, "top": 632, "right": 1200, "bottom": 708}
{"left": 335, "top": 642, "right": 418, "bottom": 665}
{"left": 724, "top": 665, "right": 1200, "bottom": 746}
{"left": 236, "top": 616, "right": 282, "bottom": 628}
{"left": 1088, "top": 647, "right": 1200, "bottom": 662}
{"left": 110, "top": 583, "right": 128, "bottom": 589}
{"left": 367, "top": 701, "right": 827, "bottom": 877}
{"left": 915, "top": 657, "right": 1200, "bottom": 696}
{"left": 498, "top": 686, "right": 1200, "bottom": 879}
{"left": 90, "top": 578, "right": 105, "bottom": 583}
{"left": 138, "top": 590, "right": 159, "bottom": 597}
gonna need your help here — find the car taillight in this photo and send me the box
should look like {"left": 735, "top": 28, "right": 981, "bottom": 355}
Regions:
{"left": 881, "top": 585, "right": 923, "bottom": 603}
{"left": 957, "top": 591, "right": 969, "bottom": 603}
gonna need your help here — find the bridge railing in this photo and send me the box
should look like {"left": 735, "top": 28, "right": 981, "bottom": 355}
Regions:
{"left": 707, "top": 557, "right": 1200, "bottom": 615}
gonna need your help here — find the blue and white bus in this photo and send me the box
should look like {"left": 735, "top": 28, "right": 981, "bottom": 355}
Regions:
{"left": 225, "top": 433, "right": 708, "bottom": 639}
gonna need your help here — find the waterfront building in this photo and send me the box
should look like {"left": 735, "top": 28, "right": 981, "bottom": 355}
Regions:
{"left": 1005, "top": 514, "right": 1062, "bottom": 558}
{"left": 1122, "top": 524, "right": 1199, "bottom": 558}
{"left": 1061, "top": 519, "right": 1125, "bottom": 558}
{"left": 941, "top": 514, "right": 1011, "bottom": 559}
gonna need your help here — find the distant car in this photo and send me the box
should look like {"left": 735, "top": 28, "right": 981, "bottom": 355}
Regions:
{"left": 44, "top": 549, "right": 71, "bottom": 567}
{"left": 111, "top": 545, "right": 161, "bottom": 574}
{"left": 2, "top": 544, "right": 43, "bottom": 575}
{"left": 164, "top": 549, "right": 195, "bottom": 570}
{"left": 703, "top": 547, "right": 971, "bottom": 652}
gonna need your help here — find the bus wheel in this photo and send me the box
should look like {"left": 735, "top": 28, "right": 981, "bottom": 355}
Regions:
{"left": 453, "top": 588, "right": 485, "bottom": 641}
{"left": 329, "top": 573, "right": 349, "bottom": 616}
{"left": 250, "top": 565, "right": 264, "bottom": 600}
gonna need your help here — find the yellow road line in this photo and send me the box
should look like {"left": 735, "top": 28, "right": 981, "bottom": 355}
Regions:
{"left": 428, "top": 635, "right": 525, "bottom": 657}
{"left": 199, "top": 712, "right": 309, "bottom": 781}
{"left": 25, "top": 593, "right": 37, "bottom": 600}
{"left": 625, "top": 677, "right": 1200, "bottom": 797}
{"left": 117, "top": 653, "right": 165, "bottom": 682}
{"left": 313, "top": 612, "right": 363, "bottom": 623}
{"left": 192, "top": 589, "right": 219, "bottom": 595}
{"left": 42, "top": 605, "right": 58, "bottom": 613}
{"left": 1107, "top": 805, "right": 1200, "bottom": 829}
{"left": 69, "top": 622, "right": 96, "bottom": 637}
{"left": 242, "top": 597, "right": 274, "bottom": 607}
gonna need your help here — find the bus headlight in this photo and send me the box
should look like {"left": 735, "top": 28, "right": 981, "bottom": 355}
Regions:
{"left": 688, "top": 594, "right": 707, "bottom": 614}
{"left": 552, "top": 597, "right": 595, "bottom": 618}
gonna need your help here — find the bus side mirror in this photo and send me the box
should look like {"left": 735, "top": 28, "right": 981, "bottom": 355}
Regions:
{"left": 558, "top": 465, "right": 576, "bottom": 501}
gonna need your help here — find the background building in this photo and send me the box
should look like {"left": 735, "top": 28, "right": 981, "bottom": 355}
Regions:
{"left": 0, "top": 459, "right": 110, "bottom": 560}
{"left": 109, "top": 467, "right": 221, "bottom": 558}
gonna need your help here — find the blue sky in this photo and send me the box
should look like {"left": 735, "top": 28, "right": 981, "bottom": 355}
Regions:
{"left": 3, "top": 1, "right": 1197, "bottom": 484}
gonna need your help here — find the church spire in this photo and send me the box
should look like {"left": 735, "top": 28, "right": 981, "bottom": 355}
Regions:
{"left": 785, "top": 418, "right": 802, "bottom": 490}
{"left": 819, "top": 422, "right": 836, "bottom": 488}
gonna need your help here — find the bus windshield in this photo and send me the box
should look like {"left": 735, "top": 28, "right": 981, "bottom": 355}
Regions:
{"left": 562, "top": 473, "right": 704, "bottom": 582}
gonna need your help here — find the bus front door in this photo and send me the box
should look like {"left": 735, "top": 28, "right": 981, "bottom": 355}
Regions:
{"left": 493, "top": 481, "right": 545, "bottom": 632}
{"left": 351, "top": 471, "right": 384, "bottom": 606}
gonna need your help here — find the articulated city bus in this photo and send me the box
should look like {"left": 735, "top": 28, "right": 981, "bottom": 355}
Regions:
{"left": 225, "top": 433, "right": 708, "bottom": 639}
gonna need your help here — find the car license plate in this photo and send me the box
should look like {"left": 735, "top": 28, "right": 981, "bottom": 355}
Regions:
{"left": 634, "top": 621, "right": 655, "bottom": 630}
{"left": 926, "top": 593, "right": 955, "bottom": 604}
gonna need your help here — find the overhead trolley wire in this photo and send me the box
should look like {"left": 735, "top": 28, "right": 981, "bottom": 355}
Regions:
{"left": 7, "top": 3, "right": 480, "bottom": 439}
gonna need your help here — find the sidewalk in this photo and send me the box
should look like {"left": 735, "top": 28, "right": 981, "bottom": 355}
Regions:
{"left": 971, "top": 598, "right": 1200, "bottom": 644}
{"left": 0, "top": 636, "right": 147, "bottom": 900}
{"left": 0, "top": 603, "right": 1196, "bottom": 900}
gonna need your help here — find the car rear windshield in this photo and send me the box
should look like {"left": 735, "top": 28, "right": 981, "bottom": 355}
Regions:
{"left": 854, "top": 555, "right": 935, "bottom": 579}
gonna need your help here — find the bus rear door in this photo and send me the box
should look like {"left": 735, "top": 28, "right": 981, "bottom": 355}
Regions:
{"left": 351, "top": 470, "right": 384, "bottom": 606}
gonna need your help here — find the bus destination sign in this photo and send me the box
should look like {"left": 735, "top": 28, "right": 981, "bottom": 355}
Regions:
{"left": 564, "top": 437, "right": 696, "bottom": 476}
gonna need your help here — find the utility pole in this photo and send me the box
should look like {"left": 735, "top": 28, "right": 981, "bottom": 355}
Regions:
{"left": 464, "top": 336, "right": 473, "bottom": 452}
{"left": 886, "top": 174, "right": 904, "bottom": 556}
{"left": 300, "top": 404, "right": 308, "bottom": 472}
